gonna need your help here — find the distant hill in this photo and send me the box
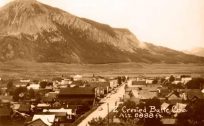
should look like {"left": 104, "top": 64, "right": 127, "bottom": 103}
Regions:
{"left": 184, "top": 47, "right": 204, "bottom": 57}
{"left": 0, "top": 0, "right": 204, "bottom": 64}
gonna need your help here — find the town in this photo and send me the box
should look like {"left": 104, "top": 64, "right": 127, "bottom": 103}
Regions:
{"left": 0, "top": 74, "right": 204, "bottom": 126}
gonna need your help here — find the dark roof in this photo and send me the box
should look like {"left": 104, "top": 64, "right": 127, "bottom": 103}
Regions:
{"left": 18, "top": 104, "right": 31, "bottom": 112}
{"left": 42, "top": 97, "right": 54, "bottom": 103}
{"left": 132, "top": 81, "right": 146, "bottom": 85}
{"left": 25, "top": 118, "right": 48, "bottom": 126}
{"left": 43, "top": 112, "right": 67, "bottom": 117}
{"left": 166, "top": 90, "right": 180, "bottom": 98}
{"left": 88, "top": 81, "right": 110, "bottom": 87}
{"left": 0, "top": 107, "right": 12, "bottom": 117}
{"left": 59, "top": 87, "right": 95, "bottom": 95}
{"left": 158, "top": 88, "right": 171, "bottom": 97}
{"left": 58, "top": 98, "right": 94, "bottom": 105}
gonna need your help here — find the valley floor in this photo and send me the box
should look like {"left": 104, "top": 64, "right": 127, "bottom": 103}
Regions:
{"left": 0, "top": 61, "right": 204, "bottom": 79}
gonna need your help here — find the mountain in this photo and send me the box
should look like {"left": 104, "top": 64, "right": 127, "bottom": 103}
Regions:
{"left": 184, "top": 47, "right": 204, "bottom": 57}
{"left": 0, "top": 0, "right": 204, "bottom": 64}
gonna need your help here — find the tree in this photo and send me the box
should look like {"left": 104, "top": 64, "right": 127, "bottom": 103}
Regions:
{"left": 28, "top": 88, "right": 35, "bottom": 99}
{"left": 188, "top": 100, "right": 204, "bottom": 126}
{"left": 40, "top": 81, "right": 47, "bottom": 88}
{"left": 144, "top": 98, "right": 162, "bottom": 126}
{"left": 116, "top": 100, "right": 140, "bottom": 122}
{"left": 118, "top": 77, "right": 122, "bottom": 85}
{"left": 88, "top": 117, "right": 107, "bottom": 126}
{"left": 169, "top": 75, "right": 175, "bottom": 83}
{"left": 47, "top": 82, "right": 53, "bottom": 86}
{"left": 186, "top": 78, "right": 204, "bottom": 89}
{"left": 13, "top": 86, "right": 27, "bottom": 101}
{"left": 177, "top": 112, "right": 190, "bottom": 126}
{"left": 152, "top": 79, "right": 158, "bottom": 84}
{"left": 6, "top": 80, "right": 15, "bottom": 95}
{"left": 176, "top": 99, "right": 204, "bottom": 126}
{"left": 88, "top": 117, "right": 137, "bottom": 126}
{"left": 7, "top": 80, "right": 13, "bottom": 89}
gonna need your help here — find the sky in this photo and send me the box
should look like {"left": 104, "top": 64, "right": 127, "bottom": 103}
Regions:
{"left": 0, "top": 0, "right": 204, "bottom": 50}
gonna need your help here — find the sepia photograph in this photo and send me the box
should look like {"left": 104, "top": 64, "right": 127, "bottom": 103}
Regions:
{"left": 0, "top": 0, "right": 204, "bottom": 126}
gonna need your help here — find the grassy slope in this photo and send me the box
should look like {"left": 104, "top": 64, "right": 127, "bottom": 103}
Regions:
{"left": 0, "top": 61, "right": 204, "bottom": 79}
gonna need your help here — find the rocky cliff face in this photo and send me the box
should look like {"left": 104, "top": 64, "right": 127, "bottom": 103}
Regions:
{"left": 0, "top": 0, "right": 204, "bottom": 64}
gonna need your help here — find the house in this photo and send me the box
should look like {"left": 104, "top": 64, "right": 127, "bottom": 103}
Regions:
{"left": 165, "top": 90, "right": 182, "bottom": 104}
{"left": 71, "top": 80, "right": 86, "bottom": 87}
{"left": 88, "top": 81, "right": 110, "bottom": 96}
{"left": 132, "top": 80, "right": 146, "bottom": 86}
{"left": 71, "top": 75, "right": 82, "bottom": 81}
{"left": 42, "top": 92, "right": 59, "bottom": 103}
{"left": 42, "top": 111, "right": 67, "bottom": 123}
{"left": 95, "top": 87, "right": 106, "bottom": 98}
{"left": 109, "top": 79, "right": 118, "bottom": 89}
{"left": 42, "top": 96, "right": 54, "bottom": 103}
{"left": 91, "top": 76, "right": 107, "bottom": 82}
{"left": 25, "top": 118, "right": 49, "bottom": 126}
{"left": 157, "top": 87, "right": 171, "bottom": 97}
{"left": 32, "top": 115, "right": 55, "bottom": 126}
{"left": 27, "top": 84, "right": 40, "bottom": 90}
{"left": 45, "top": 92, "right": 58, "bottom": 100}
{"left": 146, "top": 79, "right": 154, "bottom": 84}
{"left": 61, "top": 79, "right": 72, "bottom": 85}
{"left": 43, "top": 108, "right": 75, "bottom": 122}
{"left": 127, "top": 80, "right": 146, "bottom": 88}
{"left": 58, "top": 87, "right": 96, "bottom": 106}
{"left": 43, "top": 108, "right": 75, "bottom": 116}
{"left": 181, "top": 76, "right": 192, "bottom": 84}
{"left": 11, "top": 103, "right": 20, "bottom": 110}
{"left": 20, "top": 79, "right": 31, "bottom": 83}
{"left": 161, "top": 102, "right": 170, "bottom": 111}
{"left": 172, "top": 79, "right": 182, "bottom": 85}
{"left": 18, "top": 103, "right": 31, "bottom": 114}
{"left": 130, "top": 89, "right": 157, "bottom": 100}
{"left": 36, "top": 103, "right": 51, "bottom": 112}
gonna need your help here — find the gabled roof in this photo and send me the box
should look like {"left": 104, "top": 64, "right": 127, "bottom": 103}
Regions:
{"left": 131, "top": 89, "right": 157, "bottom": 99}
{"left": 166, "top": 90, "right": 180, "bottom": 99}
{"left": 59, "top": 87, "right": 95, "bottom": 95}
{"left": 43, "top": 108, "right": 73, "bottom": 115}
{"left": 42, "top": 112, "right": 67, "bottom": 117}
{"left": 161, "top": 102, "right": 170, "bottom": 111}
{"left": 25, "top": 118, "right": 48, "bottom": 126}
{"left": 32, "top": 114, "right": 55, "bottom": 126}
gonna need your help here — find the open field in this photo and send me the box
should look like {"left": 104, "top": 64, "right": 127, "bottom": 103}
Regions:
{"left": 0, "top": 61, "right": 204, "bottom": 79}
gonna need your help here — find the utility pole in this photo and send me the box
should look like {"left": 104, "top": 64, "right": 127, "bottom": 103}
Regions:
{"left": 107, "top": 103, "right": 109, "bottom": 126}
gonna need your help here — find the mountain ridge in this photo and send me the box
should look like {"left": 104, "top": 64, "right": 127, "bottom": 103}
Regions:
{"left": 183, "top": 47, "right": 204, "bottom": 57}
{"left": 0, "top": 0, "right": 204, "bottom": 64}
